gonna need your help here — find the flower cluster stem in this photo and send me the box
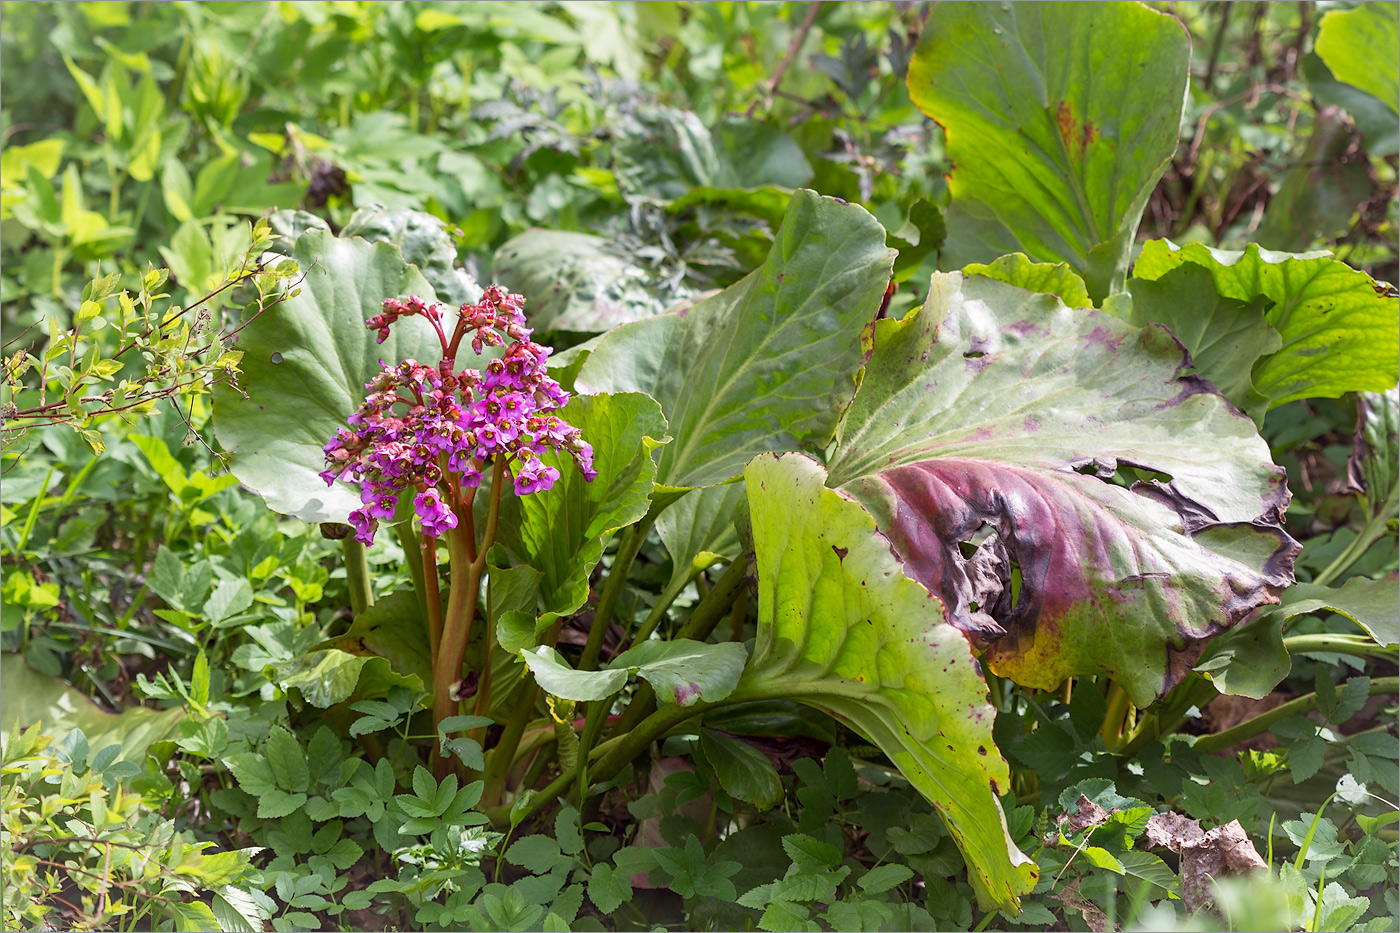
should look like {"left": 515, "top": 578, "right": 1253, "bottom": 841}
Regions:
{"left": 341, "top": 537, "right": 374, "bottom": 617}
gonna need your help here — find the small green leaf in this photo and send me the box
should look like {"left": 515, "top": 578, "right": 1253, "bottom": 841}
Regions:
{"left": 588, "top": 863, "right": 632, "bottom": 914}
{"left": 699, "top": 729, "right": 783, "bottom": 809}
{"left": 609, "top": 639, "right": 748, "bottom": 706}
{"left": 521, "top": 647, "right": 628, "bottom": 701}
{"left": 858, "top": 863, "right": 914, "bottom": 894}
{"left": 265, "top": 726, "right": 310, "bottom": 793}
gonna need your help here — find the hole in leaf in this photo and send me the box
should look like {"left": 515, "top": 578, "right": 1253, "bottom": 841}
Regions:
{"left": 270, "top": 352, "right": 284, "bottom": 364}
{"left": 963, "top": 350, "right": 985, "bottom": 359}
{"left": 1072, "top": 459, "right": 1174, "bottom": 489}
{"left": 958, "top": 522, "right": 997, "bottom": 558}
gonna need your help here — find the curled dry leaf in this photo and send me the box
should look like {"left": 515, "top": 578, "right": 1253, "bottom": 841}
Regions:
{"left": 1057, "top": 794, "right": 1111, "bottom": 837}
{"left": 1144, "top": 813, "right": 1266, "bottom": 914}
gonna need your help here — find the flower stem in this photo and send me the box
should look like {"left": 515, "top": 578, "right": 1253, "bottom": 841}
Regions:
{"left": 341, "top": 537, "right": 374, "bottom": 617}
{"left": 481, "top": 680, "right": 538, "bottom": 808}
{"left": 395, "top": 522, "right": 430, "bottom": 634}
{"left": 421, "top": 534, "right": 442, "bottom": 660}
{"left": 432, "top": 521, "right": 485, "bottom": 778}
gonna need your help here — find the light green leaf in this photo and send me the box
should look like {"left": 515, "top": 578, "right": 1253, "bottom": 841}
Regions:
{"left": 735, "top": 454, "right": 1038, "bottom": 910}
{"left": 498, "top": 392, "right": 669, "bottom": 628}
{"left": 907, "top": 2, "right": 1189, "bottom": 301}
{"left": 0, "top": 654, "right": 184, "bottom": 763}
{"left": 1316, "top": 2, "right": 1400, "bottom": 115}
{"left": 274, "top": 649, "right": 422, "bottom": 708}
{"left": 1285, "top": 574, "right": 1400, "bottom": 649}
{"left": 1132, "top": 241, "right": 1399, "bottom": 407}
{"left": 1347, "top": 389, "right": 1399, "bottom": 524}
{"left": 575, "top": 189, "right": 895, "bottom": 490}
{"left": 212, "top": 230, "right": 443, "bottom": 522}
{"left": 610, "top": 639, "right": 748, "bottom": 706}
{"left": 828, "top": 272, "right": 1297, "bottom": 705}
{"left": 962, "top": 254, "right": 1091, "bottom": 310}
{"left": 1121, "top": 263, "right": 1281, "bottom": 422}
{"left": 858, "top": 863, "right": 915, "bottom": 894}
{"left": 521, "top": 647, "right": 628, "bottom": 702}
{"left": 204, "top": 578, "right": 253, "bottom": 625}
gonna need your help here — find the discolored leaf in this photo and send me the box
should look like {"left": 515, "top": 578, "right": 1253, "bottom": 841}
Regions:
{"left": 907, "top": 2, "right": 1189, "bottom": 300}
{"left": 828, "top": 272, "right": 1297, "bottom": 705}
{"left": 963, "top": 254, "right": 1091, "bottom": 311}
{"left": 735, "top": 454, "right": 1038, "bottom": 910}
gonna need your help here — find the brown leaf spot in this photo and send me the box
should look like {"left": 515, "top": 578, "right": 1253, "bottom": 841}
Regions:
{"left": 832, "top": 545, "right": 849, "bottom": 562}
{"left": 1054, "top": 100, "right": 1099, "bottom": 158}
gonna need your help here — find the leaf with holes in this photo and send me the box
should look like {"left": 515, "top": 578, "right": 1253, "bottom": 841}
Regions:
{"left": 212, "top": 231, "right": 442, "bottom": 522}
{"left": 733, "top": 453, "right": 1038, "bottom": 911}
{"left": 827, "top": 272, "right": 1297, "bottom": 706}
{"left": 907, "top": 2, "right": 1189, "bottom": 301}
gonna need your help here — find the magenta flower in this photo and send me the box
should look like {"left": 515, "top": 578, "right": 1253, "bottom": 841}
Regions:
{"left": 321, "top": 286, "right": 596, "bottom": 544}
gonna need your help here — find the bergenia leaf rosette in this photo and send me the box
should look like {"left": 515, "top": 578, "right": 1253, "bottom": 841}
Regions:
{"left": 320, "top": 288, "right": 597, "bottom": 546}
{"left": 321, "top": 286, "right": 596, "bottom": 776}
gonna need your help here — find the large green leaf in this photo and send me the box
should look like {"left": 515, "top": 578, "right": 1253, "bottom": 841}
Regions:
{"left": 654, "top": 482, "right": 744, "bottom": 595}
{"left": 733, "top": 454, "right": 1038, "bottom": 910}
{"left": 497, "top": 392, "right": 668, "bottom": 631}
{"left": 907, "top": 2, "right": 1188, "bottom": 301}
{"left": 827, "top": 272, "right": 1298, "bottom": 706}
{"left": 1121, "top": 263, "right": 1281, "bottom": 423}
{"left": 575, "top": 189, "right": 894, "bottom": 490}
{"left": 1132, "top": 241, "right": 1400, "bottom": 407}
{"left": 1287, "top": 574, "right": 1400, "bottom": 649}
{"left": 212, "top": 231, "right": 442, "bottom": 522}
{"left": 0, "top": 654, "right": 184, "bottom": 763}
{"left": 493, "top": 230, "right": 690, "bottom": 333}
{"left": 1315, "top": 2, "right": 1400, "bottom": 116}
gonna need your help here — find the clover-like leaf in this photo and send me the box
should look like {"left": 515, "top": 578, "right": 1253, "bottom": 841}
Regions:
{"left": 734, "top": 453, "right": 1038, "bottom": 910}
{"left": 827, "top": 272, "right": 1298, "bottom": 705}
{"left": 908, "top": 2, "right": 1189, "bottom": 300}
{"left": 213, "top": 231, "right": 443, "bottom": 522}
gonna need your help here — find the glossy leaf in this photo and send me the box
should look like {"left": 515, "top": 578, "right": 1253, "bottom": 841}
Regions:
{"left": 1315, "top": 2, "right": 1400, "bottom": 115}
{"left": 575, "top": 189, "right": 894, "bottom": 489}
{"left": 273, "top": 649, "right": 423, "bottom": 708}
{"left": 1286, "top": 574, "right": 1400, "bottom": 649}
{"left": 654, "top": 482, "right": 744, "bottom": 596}
{"left": 700, "top": 729, "right": 784, "bottom": 810}
{"left": 734, "top": 454, "right": 1038, "bottom": 910}
{"left": 1132, "top": 241, "right": 1400, "bottom": 407}
{"left": 497, "top": 392, "right": 669, "bottom": 630}
{"left": 907, "top": 2, "right": 1189, "bottom": 300}
{"left": 212, "top": 231, "right": 442, "bottom": 522}
{"left": 828, "top": 272, "right": 1297, "bottom": 705}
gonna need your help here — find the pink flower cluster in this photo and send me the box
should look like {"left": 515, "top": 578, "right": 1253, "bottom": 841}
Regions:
{"left": 321, "top": 287, "right": 596, "bottom": 545}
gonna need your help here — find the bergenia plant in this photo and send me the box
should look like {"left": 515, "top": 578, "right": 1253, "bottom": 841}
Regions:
{"left": 319, "top": 286, "right": 595, "bottom": 770}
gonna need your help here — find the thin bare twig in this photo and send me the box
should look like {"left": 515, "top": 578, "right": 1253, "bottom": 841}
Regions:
{"left": 745, "top": 1, "right": 823, "bottom": 118}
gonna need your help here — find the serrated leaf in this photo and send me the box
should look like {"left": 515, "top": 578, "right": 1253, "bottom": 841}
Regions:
{"left": 858, "top": 863, "right": 914, "bottom": 894}
{"left": 588, "top": 863, "right": 632, "bottom": 914}
{"left": 257, "top": 789, "right": 307, "bottom": 819}
{"left": 265, "top": 726, "right": 310, "bottom": 793}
